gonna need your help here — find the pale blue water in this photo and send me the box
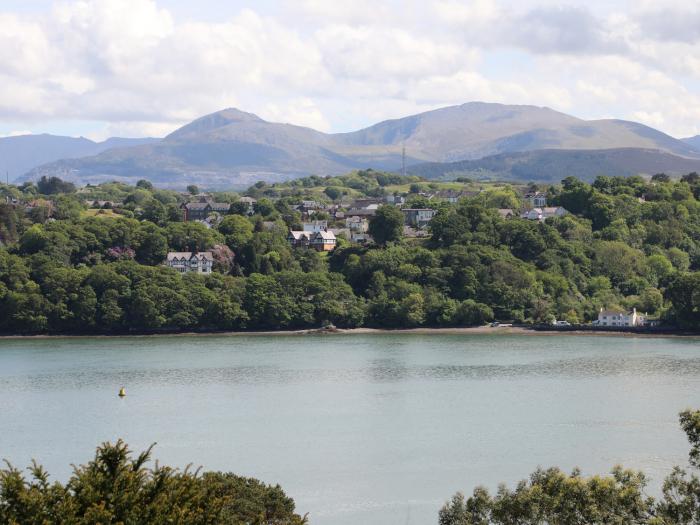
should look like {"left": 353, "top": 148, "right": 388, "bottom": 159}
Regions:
{"left": 1, "top": 334, "right": 699, "bottom": 524}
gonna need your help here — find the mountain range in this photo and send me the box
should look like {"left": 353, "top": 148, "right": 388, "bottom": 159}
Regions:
{"left": 11, "top": 102, "right": 700, "bottom": 188}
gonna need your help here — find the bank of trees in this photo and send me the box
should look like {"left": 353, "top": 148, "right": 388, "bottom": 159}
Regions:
{"left": 0, "top": 440, "right": 306, "bottom": 524}
{"left": 0, "top": 172, "right": 699, "bottom": 333}
{"left": 439, "top": 409, "right": 700, "bottom": 524}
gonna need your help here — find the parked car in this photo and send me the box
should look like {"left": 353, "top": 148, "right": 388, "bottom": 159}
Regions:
{"left": 554, "top": 320, "right": 571, "bottom": 326}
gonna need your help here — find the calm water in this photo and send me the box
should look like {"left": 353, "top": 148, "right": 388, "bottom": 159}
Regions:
{"left": 1, "top": 334, "right": 700, "bottom": 524}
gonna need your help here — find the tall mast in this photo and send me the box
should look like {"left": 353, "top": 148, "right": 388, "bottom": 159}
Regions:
{"left": 402, "top": 143, "right": 406, "bottom": 178}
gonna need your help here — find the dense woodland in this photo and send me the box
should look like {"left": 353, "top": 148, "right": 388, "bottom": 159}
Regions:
{"left": 0, "top": 170, "right": 699, "bottom": 334}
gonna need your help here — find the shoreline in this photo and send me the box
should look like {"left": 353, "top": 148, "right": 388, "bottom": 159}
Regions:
{"left": 0, "top": 325, "right": 698, "bottom": 340}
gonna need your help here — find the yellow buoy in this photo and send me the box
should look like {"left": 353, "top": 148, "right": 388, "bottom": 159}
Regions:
{"left": 118, "top": 387, "right": 126, "bottom": 397}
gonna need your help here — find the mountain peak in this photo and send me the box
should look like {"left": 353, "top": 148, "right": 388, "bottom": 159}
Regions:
{"left": 166, "top": 108, "right": 264, "bottom": 141}
{"left": 20, "top": 101, "right": 700, "bottom": 189}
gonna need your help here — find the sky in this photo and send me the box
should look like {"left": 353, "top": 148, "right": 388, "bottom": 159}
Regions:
{"left": 0, "top": 0, "right": 699, "bottom": 140}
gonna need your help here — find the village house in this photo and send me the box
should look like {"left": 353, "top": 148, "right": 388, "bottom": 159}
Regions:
{"left": 435, "top": 189, "right": 477, "bottom": 203}
{"left": 302, "top": 220, "right": 328, "bottom": 232}
{"left": 331, "top": 227, "right": 372, "bottom": 244}
{"left": 238, "top": 196, "right": 256, "bottom": 214}
{"left": 594, "top": 308, "right": 646, "bottom": 327}
{"left": 311, "top": 230, "right": 337, "bottom": 250}
{"left": 345, "top": 199, "right": 381, "bottom": 217}
{"left": 521, "top": 206, "right": 568, "bottom": 221}
{"left": 350, "top": 232, "right": 372, "bottom": 243}
{"left": 287, "top": 231, "right": 310, "bottom": 249}
{"left": 497, "top": 208, "right": 515, "bottom": 219}
{"left": 287, "top": 230, "right": 336, "bottom": 251}
{"left": 402, "top": 208, "right": 437, "bottom": 229}
{"left": 385, "top": 193, "right": 406, "bottom": 205}
{"left": 165, "top": 252, "right": 214, "bottom": 274}
{"left": 524, "top": 191, "right": 547, "bottom": 208}
{"left": 345, "top": 207, "right": 378, "bottom": 217}
{"left": 292, "top": 200, "right": 326, "bottom": 219}
{"left": 351, "top": 198, "right": 383, "bottom": 208}
{"left": 345, "top": 216, "right": 369, "bottom": 232}
{"left": 181, "top": 201, "right": 231, "bottom": 221}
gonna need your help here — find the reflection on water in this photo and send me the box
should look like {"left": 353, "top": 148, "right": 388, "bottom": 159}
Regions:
{"left": 5, "top": 355, "right": 700, "bottom": 390}
{"left": 0, "top": 334, "right": 699, "bottom": 525}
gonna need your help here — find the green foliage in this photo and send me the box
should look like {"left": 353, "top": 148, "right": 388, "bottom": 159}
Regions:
{"left": 368, "top": 205, "right": 404, "bottom": 245}
{"left": 136, "top": 179, "right": 153, "bottom": 190}
{"left": 37, "top": 176, "right": 75, "bottom": 195}
{"left": 219, "top": 215, "right": 254, "bottom": 249}
{"left": 0, "top": 440, "right": 307, "bottom": 525}
{"left": 666, "top": 272, "right": 700, "bottom": 328}
{"left": 439, "top": 410, "right": 700, "bottom": 525}
{"left": 2, "top": 174, "right": 700, "bottom": 334}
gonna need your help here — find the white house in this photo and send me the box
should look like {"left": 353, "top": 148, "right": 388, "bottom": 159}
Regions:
{"left": 350, "top": 232, "right": 372, "bottom": 243}
{"left": 595, "top": 308, "right": 646, "bottom": 327}
{"left": 165, "top": 252, "right": 214, "bottom": 274}
{"left": 525, "top": 191, "right": 547, "bottom": 208}
{"left": 302, "top": 220, "right": 328, "bottom": 232}
{"left": 345, "top": 216, "right": 369, "bottom": 232}
{"left": 385, "top": 194, "right": 406, "bottom": 205}
{"left": 402, "top": 208, "right": 437, "bottom": 229}
{"left": 521, "top": 207, "right": 568, "bottom": 221}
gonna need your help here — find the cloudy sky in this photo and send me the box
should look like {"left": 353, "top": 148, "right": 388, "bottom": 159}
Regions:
{"left": 1, "top": 0, "right": 699, "bottom": 140}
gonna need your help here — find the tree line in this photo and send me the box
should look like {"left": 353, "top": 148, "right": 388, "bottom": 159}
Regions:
{"left": 0, "top": 171, "right": 699, "bottom": 334}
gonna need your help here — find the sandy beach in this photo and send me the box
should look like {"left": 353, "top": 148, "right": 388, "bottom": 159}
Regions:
{"left": 0, "top": 325, "right": 697, "bottom": 340}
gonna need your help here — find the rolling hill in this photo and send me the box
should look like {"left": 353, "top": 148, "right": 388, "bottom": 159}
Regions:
{"left": 22, "top": 103, "right": 700, "bottom": 188}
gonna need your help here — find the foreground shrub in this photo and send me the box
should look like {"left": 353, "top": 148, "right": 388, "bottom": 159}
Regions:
{"left": 0, "top": 439, "right": 307, "bottom": 524}
{"left": 440, "top": 410, "right": 700, "bottom": 524}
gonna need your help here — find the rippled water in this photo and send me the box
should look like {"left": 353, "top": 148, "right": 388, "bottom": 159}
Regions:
{"left": 1, "top": 334, "right": 700, "bottom": 524}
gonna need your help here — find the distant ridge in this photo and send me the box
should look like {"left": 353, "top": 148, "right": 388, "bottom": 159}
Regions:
{"left": 0, "top": 134, "right": 159, "bottom": 182}
{"left": 682, "top": 135, "right": 700, "bottom": 152}
{"left": 22, "top": 102, "right": 700, "bottom": 188}
{"left": 409, "top": 148, "right": 700, "bottom": 183}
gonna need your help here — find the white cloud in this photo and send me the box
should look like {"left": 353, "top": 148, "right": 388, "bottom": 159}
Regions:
{"left": 261, "top": 98, "right": 332, "bottom": 132}
{"left": 0, "top": 0, "right": 699, "bottom": 138}
{"left": 0, "top": 130, "right": 33, "bottom": 138}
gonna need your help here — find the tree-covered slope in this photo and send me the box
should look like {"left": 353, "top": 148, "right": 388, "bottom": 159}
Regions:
{"left": 409, "top": 148, "right": 700, "bottom": 182}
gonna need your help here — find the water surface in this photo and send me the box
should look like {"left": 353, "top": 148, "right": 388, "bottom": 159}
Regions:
{"left": 1, "top": 334, "right": 699, "bottom": 524}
